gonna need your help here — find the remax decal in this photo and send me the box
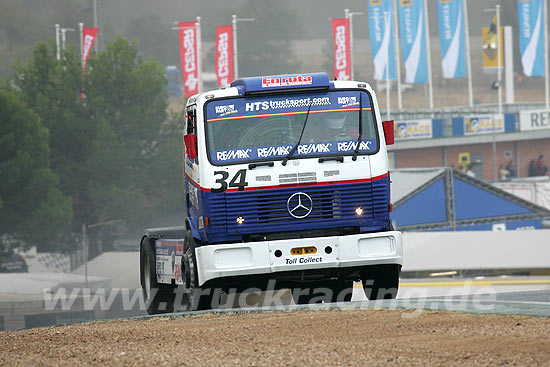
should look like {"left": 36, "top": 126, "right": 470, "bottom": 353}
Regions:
{"left": 211, "top": 140, "right": 377, "bottom": 163}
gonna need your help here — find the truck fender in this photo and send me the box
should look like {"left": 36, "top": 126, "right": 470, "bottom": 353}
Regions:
{"left": 185, "top": 217, "right": 201, "bottom": 241}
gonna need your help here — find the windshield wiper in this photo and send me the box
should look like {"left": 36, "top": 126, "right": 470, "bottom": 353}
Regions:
{"left": 352, "top": 93, "right": 363, "bottom": 161}
{"left": 281, "top": 101, "right": 313, "bottom": 166}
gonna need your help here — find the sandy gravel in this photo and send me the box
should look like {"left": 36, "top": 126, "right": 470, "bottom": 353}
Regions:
{"left": 1, "top": 309, "right": 549, "bottom": 367}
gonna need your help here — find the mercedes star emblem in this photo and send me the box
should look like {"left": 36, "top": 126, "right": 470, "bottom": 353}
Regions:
{"left": 287, "top": 192, "right": 313, "bottom": 218}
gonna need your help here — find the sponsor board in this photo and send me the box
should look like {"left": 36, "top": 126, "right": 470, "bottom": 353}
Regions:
{"left": 519, "top": 109, "right": 550, "bottom": 131}
{"left": 464, "top": 114, "right": 504, "bottom": 135}
{"left": 207, "top": 91, "right": 369, "bottom": 120}
{"left": 395, "top": 119, "right": 432, "bottom": 139}
{"left": 155, "top": 240, "right": 185, "bottom": 284}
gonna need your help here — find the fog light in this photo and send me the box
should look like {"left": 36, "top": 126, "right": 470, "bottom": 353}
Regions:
{"left": 236, "top": 216, "right": 245, "bottom": 224}
{"left": 355, "top": 207, "right": 364, "bottom": 216}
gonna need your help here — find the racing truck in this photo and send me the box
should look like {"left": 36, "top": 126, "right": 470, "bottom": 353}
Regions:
{"left": 140, "top": 72, "right": 403, "bottom": 314}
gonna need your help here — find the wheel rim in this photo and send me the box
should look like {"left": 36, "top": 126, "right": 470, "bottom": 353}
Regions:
{"left": 144, "top": 255, "right": 152, "bottom": 301}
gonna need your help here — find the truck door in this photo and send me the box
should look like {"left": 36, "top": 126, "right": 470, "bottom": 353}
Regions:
{"left": 184, "top": 105, "right": 200, "bottom": 221}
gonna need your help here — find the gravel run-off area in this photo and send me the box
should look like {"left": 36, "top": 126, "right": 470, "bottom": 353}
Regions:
{"left": 1, "top": 308, "right": 549, "bottom": 367}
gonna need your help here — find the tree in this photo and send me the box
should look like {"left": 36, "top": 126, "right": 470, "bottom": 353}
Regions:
{"left": 13, "top": 38, "right": 182, "bottom": 257}
{"left": 0, "top": 88, "right": 73, "bottom": 254}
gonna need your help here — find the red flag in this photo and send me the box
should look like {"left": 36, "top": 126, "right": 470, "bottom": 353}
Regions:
{"left": 82, "top": 27, "right": 98, "bottom": 71}
{"left": 331, "top": 18, "right": 351, "bottom": 81}
{"left": 178, "top": 21, "right": 199, "bottom": 97}
{"left": 215, "top": 25, "right": 234, "bottom": 88}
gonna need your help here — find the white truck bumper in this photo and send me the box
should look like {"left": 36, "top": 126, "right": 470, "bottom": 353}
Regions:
{"left": 195, "top": 231, "right": 403, "bottom": 286}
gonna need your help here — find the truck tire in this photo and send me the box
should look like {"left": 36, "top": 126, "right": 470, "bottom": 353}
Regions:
{"left": 362, "top": 264, "right": 400, "bottom": 300}
{"left": 291, "top": 280, "right": 353, "bottom": 305}
{"left": 140, "top": 237, "right": 176, "bottom": 314}
{"left": 328, "top": 280, "right": 354, "bottom": 303}
{"left": 181, "top": 231, "right": 218, "bottom": 311}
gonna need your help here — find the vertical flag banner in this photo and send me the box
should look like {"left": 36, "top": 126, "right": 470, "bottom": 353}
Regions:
{"left": 367, "top": 0, "right": 396, "bottom": 80}
{"left": 215, "top": 26, "right": 234, "bottom": 88}
{"left": 482, "top": 15, "right": 503, "bottom": 70}
{"left": 437, "top": 0, "right": 466, "bottom": 78}
{"left": 517, "top": 0, "right": 545, "bottom": 77}
{"left": 331, "top": 18, "right": 351, "bottom": 80}
{"left": 178, "top": 21, "right": 199, "bottom": 97}
{"left": 81, "top": 27, "right": 98, "bottom": 71}
{"left": 397, "top": 0, "right": 428, "bottom": 83}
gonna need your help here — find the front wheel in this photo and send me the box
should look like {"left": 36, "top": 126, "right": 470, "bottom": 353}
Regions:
{"left": 140, "top": 237, "right": 176, "bottom": 314}
{"left": 362, "top": 264, "right": 400, "bottom": 300}
{"left": 178, "top": 231, "right": 220, "bottom": 311}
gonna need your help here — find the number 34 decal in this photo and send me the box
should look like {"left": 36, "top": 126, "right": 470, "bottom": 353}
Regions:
{"left": 212, "top": 169, "right": 248, "bottom": 193}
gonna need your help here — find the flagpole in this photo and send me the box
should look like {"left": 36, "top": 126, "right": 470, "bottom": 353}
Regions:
{"left": 79, "top": 23, "right": 84, "bottom": 69}
{"left": 385, "top": 11, "right": 391, "bottom": 120}
{"left": 55, "top": 24, "right": 61, "bottom": 61}
{"left": 346, "top": 9, "right": 364, "bottom": 81}
{"left": 463, "top": 0, "right": 474, "bottom": 107}
{"left": 392, "top": 0, "right": 402, "bottom": 110}
{"left": 232, "top": 15, "right": 238, "bottom": 79}
{"left": 423, "top": 0, "right": 434, "bottom": 109}
{"left": 345, "top": 9, "right": 351, "bottom": 78}
{"left": 496, "top": 4, "right": 502, "bottom": 116}
{"left": 544, "top": 0, "right": 549, "bottom": 109}
{"left": 232, "top": 15, "right": 254, "bottom": 80}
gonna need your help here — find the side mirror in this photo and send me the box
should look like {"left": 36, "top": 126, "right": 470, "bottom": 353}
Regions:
{"left": 382, "top": 120, "right": 394, "bottom": 146}
{"left": 184, "top": 134, "right": 198, "bottom": 160}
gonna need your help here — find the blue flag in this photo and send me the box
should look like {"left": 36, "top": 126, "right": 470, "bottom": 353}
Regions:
{"left": 367, "top": 0, "right": 396, "bottom": 80}
{"left": 517, "top": 0, "right": 545, "bottom": 77}
{"left": 397, "top": 0, "right": 428, "bottom": 83}
{"left": 437, "top": 0, "right": 466, "bottom": 78}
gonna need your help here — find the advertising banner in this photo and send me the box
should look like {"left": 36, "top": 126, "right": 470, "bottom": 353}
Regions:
{"left": 81, "top": 27, "right": 98, "bottom": 71}
{"left": 215, "top": 25, "right": 234, "bottom": 88}
{"left": 395, "top": 119, "right": 433, "bottom": 139}
{"left": 331, "top": 18, "right": 351, "bottom": 81}
{"left": 367, "top": 0, "right": 396, "bottom": 80}
{"left": 178, "top": 21, "right": 199, "bottom": 97}
{"left": 517, "top": 0, "right": 545, "bottom": 77}
{"left": 519, "top": 109, "right": 550, "bottom": 131}
{"left": 464, "top": 114, "right": 504, "bottom": 135}
{"left": 397, "top": 0, "right": 428, "bottom": 83}
{"left": 437, "top": 0, "right": 466, "bottom": 78}
{"left": 482, "top": 16, "right": 504, "bottom": 71}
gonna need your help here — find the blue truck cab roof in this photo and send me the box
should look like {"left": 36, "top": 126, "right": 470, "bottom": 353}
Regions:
{"left": 230, "top": 72, "right": 335, "bottom": 95}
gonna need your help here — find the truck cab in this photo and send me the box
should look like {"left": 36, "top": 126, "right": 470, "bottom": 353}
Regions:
{"left": 140, "top": 73, "right": 403, "bottom": 313}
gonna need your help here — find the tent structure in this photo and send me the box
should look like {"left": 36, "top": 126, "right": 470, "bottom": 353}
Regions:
{"left": 390, "top": 168, "right": 550, "bottom": 231}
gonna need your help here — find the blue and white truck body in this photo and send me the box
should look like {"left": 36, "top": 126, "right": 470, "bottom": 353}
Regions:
{"left": 140, "top": 73, "right": 403, "bottom": 312}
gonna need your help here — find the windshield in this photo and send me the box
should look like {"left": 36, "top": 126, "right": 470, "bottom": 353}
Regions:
{"left": 205, "top": 90, "right": 378, "bottom": 165}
